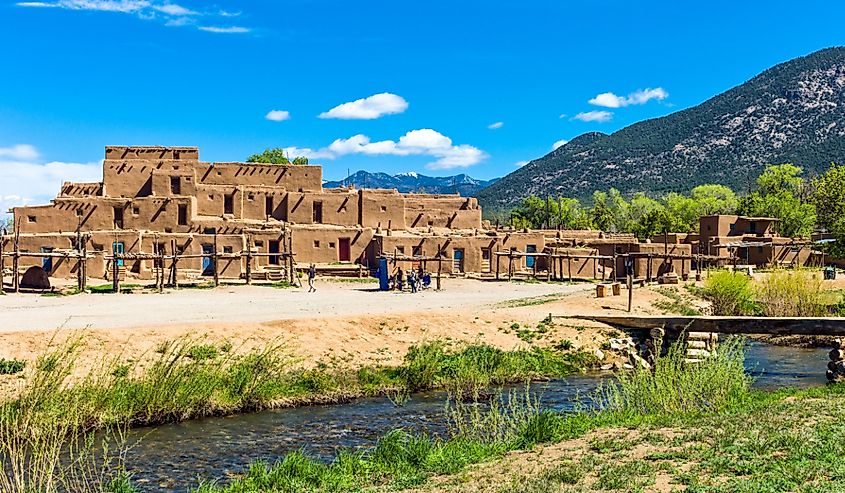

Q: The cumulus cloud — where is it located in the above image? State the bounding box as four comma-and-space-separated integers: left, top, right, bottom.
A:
285, 129, 487, 170
17, 0, 251, 33
487, 121, 503, 129
552, 139, 569, 150
588, 87, 668, 108
0, 145, 102, 218
264, 110, 290, 122
319, 93, 408, 120
572, 111, 613, 123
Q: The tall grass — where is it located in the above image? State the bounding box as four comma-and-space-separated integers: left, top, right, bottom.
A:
699, 270, 757, 315
755, 269, 827, 317
595, 337, 751, 415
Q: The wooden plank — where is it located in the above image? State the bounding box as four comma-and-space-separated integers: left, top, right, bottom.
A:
566, 315, 845, 336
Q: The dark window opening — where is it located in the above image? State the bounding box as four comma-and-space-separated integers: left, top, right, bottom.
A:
132, 206, 140, 215
265, 196, 274, 216
177, 204, 188, 226
224, 194, 234, 214
412, 246, 422, 257
76, 209, 84, 217
203, 227, 216, 235
396, 246, 405, 254
269, 240, 280, 265
749, 221, 757, 233
314, 240, 320, 248
170, 176, 181, 195
113, 207, 124, 229
313, 201, 323, 223
223, 246, 233, 254
28, 215, 36, 223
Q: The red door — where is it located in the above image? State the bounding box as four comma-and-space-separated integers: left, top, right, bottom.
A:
338, 238, 351, 262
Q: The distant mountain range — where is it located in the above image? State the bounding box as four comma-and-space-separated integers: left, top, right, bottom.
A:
324, 170, 499, 196
478, 47, 845, 210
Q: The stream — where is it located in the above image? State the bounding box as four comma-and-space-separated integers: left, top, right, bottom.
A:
126, 341, 830, 492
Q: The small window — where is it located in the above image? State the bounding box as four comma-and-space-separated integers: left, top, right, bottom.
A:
254, 240, 264, 247
265, 196, 274, 216
208, 194, 214, 200
224, 194, 234, 214
247, 193, 255, 201
314, 240, 320, 248
132, 206, 140, 215
165, 227, 173, 233
203, 227, 216, 234
312, 201, 323, 223
177, 204, 188, 226
113, 207, 124, 229
76, 209, 84, 217
381, 206, 387, 212
28, 215, 36, 223
412, 246, 422, 257
328, 242, 335, 248
396, 246, 405, 254
223, 246, 233, 254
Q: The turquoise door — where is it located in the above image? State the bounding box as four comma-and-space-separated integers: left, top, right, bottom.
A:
202, 244, 214, 275
112, 242, 125, 267
41, 247, 53, 273
526, 245, 537, 268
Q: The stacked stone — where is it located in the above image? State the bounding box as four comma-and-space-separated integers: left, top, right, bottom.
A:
827, 339, 845, 383
645, 327, 665, 363
684, 332, 718, 363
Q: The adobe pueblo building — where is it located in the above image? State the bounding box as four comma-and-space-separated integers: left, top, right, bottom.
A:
3, 146, 560, 283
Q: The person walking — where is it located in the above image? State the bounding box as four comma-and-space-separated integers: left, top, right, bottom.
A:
409, 269, 417, 293
308, 264, 317, 292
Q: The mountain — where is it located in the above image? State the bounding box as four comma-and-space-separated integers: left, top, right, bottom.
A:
478, 47, 845, 210
324, 170, 499, 196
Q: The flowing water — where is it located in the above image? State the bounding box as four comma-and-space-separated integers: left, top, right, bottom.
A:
126, 341, 829, 492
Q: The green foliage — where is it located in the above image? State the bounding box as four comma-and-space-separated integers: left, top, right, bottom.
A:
0, 358, 25, 375
187, 344, 220, 361
754, 269, 827, 317
509, 195, 591, 229
700, 270, 757, 315
596, 337, 751, 415
812, 163, 845, 256
736, 164, 816, 238
246, 148, 309, 165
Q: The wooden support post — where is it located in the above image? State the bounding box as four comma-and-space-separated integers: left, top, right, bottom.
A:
81, 234, 88, 291
0, 231, 5, 292
627, 273, 633, 313
567, 255, 572, 283
170, 239, 178, 288
647, 254, 653, 283
158, 246, 164, 293
245, 234, 252, 285
288, 232, 295, 285
436, 243, 442, 291
112, 253, 120, 294
75, 227, 83, 292
495, 253, 500, 280
212, 231, 219, 287
13, 218, 20, 293
507, 253, 513, 281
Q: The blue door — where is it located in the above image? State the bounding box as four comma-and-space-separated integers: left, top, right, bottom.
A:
526, 245, 537, 268
41, 247, 53, 273
453, 249, 464, 273
112, 242, 124, 267
202, 244, 214, 276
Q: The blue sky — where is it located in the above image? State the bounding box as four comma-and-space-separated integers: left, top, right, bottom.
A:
1, 0, 844, 213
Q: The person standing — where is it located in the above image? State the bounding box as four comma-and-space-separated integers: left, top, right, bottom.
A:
308, 264, 317, 292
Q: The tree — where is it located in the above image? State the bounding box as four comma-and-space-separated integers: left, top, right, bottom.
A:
509, 196, 547, 229
737, 164, 816, 238
246, 148, 309, 165
811, 163, 845, 255
690, 184, 738, 216
0, 216, 12, 233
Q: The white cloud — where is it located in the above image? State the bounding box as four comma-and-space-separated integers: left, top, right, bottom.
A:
552, 139, 569, 150
515, 160, 529, 167
286, 129, 487, 170
0, 144, 40, 161
319, 93, 408, 120
588, 87, 668, 108
572, 111, 613, 123
265, 110, 290, 122
17, 0, 251, 32
0, 146, 102, 217
487, 121, 503, 129
558, 113, 567, 119
198, 25, 250, 33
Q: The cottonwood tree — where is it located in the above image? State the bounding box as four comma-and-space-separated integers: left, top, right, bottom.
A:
246, 148, 309, 165
812, 163, 845, 255
737, 164, 816, 238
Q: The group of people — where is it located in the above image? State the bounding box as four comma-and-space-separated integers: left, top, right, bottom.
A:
391, 266, 431, 293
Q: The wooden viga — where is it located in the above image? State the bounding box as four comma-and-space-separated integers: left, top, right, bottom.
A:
645, 328, 718, 364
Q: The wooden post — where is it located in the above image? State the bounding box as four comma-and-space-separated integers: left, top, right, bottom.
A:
0, 230, 5, 292
112, 251, 120, 294
288, 231, 295, 285
170, 239, 177, 287
245, 234, 252, 285
81, 234, 88, 291
212, 231, 219, 287
495, 253, 500, 280
546, 255, 551, 282
158, 246, 165, 293
567, 255, 573, 283
75, 226, 83, 292
436, 242, 442, 291
627, 273, 633, 313
507, 253, 513, 281
647, 254, 653, 283
13, 218, 20, 293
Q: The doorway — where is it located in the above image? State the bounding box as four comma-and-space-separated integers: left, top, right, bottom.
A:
202, 244, 214, 276
269, 240, 281, 265
453, 248, 464, 273
526, 245, 537, 268
41, 247, 53, 274
338, 237, 351, 262
112, 242, 125, 267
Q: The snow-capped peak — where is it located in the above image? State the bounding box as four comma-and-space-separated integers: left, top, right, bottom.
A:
395, 171, 419, 179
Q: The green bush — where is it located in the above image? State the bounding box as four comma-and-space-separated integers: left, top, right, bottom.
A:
0, 358, 25, 375
755, 269, 826, 317
700, 270, 757, 315
187, 344, 219, 362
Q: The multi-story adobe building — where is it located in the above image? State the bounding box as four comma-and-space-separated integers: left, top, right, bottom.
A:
2, 146, 565, 282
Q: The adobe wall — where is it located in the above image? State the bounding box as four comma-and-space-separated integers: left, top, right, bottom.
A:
290, 225, 374, 265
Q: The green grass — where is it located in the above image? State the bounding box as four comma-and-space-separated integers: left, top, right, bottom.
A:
0, 358, 25, 375
652, 286, 703, 316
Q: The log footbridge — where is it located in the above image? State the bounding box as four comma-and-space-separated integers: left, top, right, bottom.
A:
562, 315, 845, 383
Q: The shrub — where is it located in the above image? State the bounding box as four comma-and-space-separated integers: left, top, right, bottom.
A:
595, 337, 751, 415
700, 270, 757, 315
0, 358, 25, 375
755, 269, 826, 317
187, 344, 219, 362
